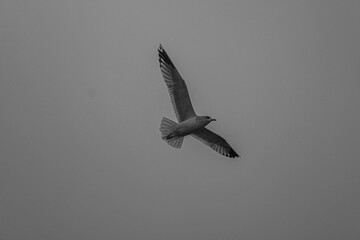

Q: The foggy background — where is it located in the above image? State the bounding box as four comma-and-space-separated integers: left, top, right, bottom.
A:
1, 0, 359, 239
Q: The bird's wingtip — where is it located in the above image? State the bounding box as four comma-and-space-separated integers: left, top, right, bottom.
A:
229, 149, 240, 158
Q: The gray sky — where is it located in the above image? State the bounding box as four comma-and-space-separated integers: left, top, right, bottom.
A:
1, 0, 360, 239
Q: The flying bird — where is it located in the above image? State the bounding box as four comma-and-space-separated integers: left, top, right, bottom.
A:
158, 44, 239, 158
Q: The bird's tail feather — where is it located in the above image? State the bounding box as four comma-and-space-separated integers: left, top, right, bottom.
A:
160, 117, 177, 136
160, 117, 184, 149
166, 136, 184, 149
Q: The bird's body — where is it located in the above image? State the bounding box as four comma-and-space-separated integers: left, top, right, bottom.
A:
158, 44, 240, 158
163, 116, 214, 139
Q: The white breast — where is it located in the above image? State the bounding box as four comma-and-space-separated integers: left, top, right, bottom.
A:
174, 117, 204, 136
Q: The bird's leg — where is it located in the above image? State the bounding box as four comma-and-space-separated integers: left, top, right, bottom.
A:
163, 133, 175, 140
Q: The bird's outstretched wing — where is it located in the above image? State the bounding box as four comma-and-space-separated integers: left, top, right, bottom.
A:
158, 44, 196, 122
191, 128, 239, 158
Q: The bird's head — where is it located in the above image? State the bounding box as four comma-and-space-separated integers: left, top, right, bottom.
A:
197, 116, 216, 126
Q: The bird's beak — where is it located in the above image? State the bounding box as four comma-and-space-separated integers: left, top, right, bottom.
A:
211, 118, 216, 121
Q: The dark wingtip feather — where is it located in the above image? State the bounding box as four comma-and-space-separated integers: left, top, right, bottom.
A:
229, 149, 240, 158
158, 44, 176, 68
223, 145, 240, 158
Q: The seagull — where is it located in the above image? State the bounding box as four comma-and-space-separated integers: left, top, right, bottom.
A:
158, 44, 239, 158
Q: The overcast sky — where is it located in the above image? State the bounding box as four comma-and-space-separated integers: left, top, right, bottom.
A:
1, 0, 360, 239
